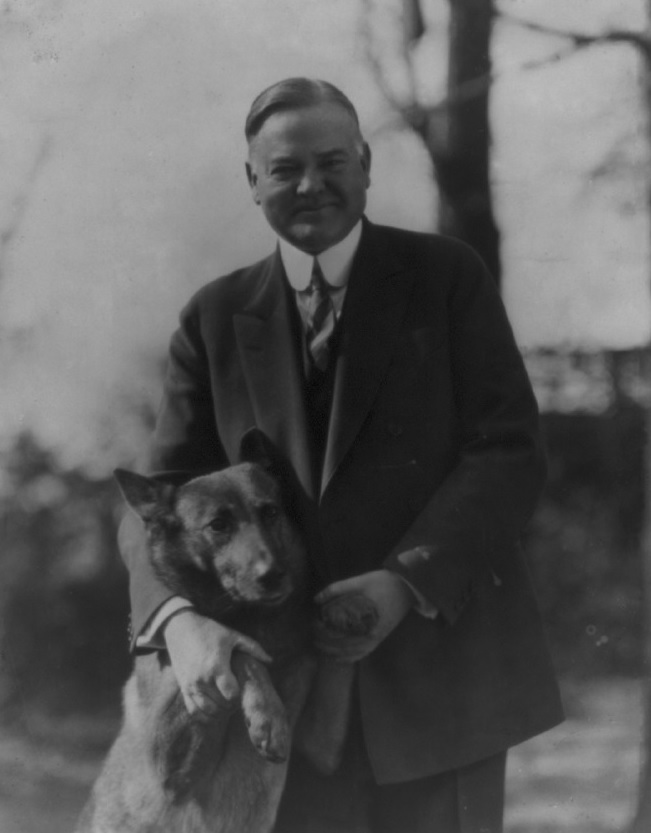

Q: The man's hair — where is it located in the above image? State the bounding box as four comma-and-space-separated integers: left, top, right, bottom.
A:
245, 78, 360, 143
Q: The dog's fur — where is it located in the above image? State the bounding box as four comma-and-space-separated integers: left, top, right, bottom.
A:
76, 438, 375, 833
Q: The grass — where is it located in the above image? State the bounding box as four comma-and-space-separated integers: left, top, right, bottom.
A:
0, 677, 643, 832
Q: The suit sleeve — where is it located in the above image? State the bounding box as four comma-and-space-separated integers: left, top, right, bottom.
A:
383, 243, 546, 625
119, 295, 229, 649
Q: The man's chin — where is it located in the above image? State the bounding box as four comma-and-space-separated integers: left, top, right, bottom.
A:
285, 221, 344, 254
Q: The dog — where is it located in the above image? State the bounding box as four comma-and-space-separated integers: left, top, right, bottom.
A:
76, 433, 376, 833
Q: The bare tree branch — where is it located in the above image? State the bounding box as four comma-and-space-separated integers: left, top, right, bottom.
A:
362, 0, 632, 135
0, 135, 53, 288
401, 0, 426, 47
500, 10, 651, 61
361, 0, 496, 137
362, 2, 647, 139
446, 71, 494, 107
518, 40, 604, 73
398, 12, 421, 116
360, 0, 424, 133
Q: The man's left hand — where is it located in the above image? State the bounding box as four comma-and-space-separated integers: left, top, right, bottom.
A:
313, 570, 414, 662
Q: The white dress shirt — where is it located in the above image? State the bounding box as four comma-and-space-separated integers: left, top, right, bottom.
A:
280, 219, 362, 299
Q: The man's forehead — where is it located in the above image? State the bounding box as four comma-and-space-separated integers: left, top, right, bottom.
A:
262, 138, 353, 161
250, 103, 361, 149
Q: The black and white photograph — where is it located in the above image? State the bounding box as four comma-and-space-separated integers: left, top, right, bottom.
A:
0, 1, 648, 831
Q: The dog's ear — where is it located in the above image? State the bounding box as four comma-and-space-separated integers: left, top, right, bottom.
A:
238, 428, 300, 517
238, 428, 276, 471
114, 469, 175, 523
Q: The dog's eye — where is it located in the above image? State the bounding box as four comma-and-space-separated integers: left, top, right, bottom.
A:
207, 511, 234, 535
259, 504, 280, 525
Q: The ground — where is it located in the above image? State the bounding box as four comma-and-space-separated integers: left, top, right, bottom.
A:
0, 678, 642, 833
505, 678, 642, 833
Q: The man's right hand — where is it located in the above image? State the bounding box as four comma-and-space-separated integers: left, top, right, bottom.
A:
163, 609, 271, 720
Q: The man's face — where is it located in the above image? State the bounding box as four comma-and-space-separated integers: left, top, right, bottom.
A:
245, 103, 371, 254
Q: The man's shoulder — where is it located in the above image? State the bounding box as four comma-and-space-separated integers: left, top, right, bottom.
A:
368, 222, 488, 275
182, 252, 276, 314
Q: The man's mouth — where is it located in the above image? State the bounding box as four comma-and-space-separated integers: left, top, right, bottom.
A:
294, 204, 336, 215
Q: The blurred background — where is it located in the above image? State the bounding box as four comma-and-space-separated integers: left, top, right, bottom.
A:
1, 1, 649, 831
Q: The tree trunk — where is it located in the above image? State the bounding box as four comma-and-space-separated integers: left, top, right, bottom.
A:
629, 380, 651, 832
628, 12, 651, 826
425, 0, 501, 284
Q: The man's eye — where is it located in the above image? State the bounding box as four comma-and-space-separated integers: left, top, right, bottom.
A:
322, 158, 345, 170
207, 513, 234, 534
271, 165, 298, 178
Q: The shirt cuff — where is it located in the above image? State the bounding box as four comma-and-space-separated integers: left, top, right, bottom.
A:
393, 574, 438, 620
135, 597, 195, 650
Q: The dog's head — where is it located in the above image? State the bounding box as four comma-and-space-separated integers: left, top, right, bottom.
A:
115, 460, 305, 618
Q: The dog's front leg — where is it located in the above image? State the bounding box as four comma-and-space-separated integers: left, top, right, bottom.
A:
154, 688, 236, 801
232, 652, 290, 763
137, 655, 235, 802
294, 592, 379, 774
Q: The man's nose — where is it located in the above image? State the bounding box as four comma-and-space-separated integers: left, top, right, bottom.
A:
296, 167, 325, 195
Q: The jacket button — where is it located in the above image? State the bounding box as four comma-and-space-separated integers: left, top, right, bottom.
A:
387, 422, 403, 437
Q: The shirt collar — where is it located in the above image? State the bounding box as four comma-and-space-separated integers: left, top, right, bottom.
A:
279, 220, 363, 292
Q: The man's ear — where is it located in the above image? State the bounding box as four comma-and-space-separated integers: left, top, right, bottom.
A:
245, 161, 261, 205
114, 469, 175, 524
361, 142, 372, 187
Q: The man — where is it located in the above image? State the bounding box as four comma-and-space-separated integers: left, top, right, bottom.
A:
121, 78, 563, 832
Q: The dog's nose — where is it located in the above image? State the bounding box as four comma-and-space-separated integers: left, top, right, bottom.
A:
258, 566, 287, 592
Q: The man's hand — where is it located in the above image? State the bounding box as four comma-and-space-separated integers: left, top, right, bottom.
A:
313, 570, 414, 663
163, 610, 271, 720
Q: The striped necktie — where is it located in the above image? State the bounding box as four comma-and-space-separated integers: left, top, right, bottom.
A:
303, 258, 336, 372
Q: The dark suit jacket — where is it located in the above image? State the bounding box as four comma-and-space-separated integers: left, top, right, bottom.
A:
121, 219, 563, 784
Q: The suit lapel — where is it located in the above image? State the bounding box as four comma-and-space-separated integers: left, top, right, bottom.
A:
321, 222, 416, 497
234, 251, 314, 499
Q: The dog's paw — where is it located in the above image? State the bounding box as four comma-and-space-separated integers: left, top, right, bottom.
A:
318, 592, 379, 637
244, 701, 290, 763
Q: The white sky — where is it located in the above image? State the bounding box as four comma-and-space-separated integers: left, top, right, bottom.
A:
0, 0, 649, 473
495, 0, 650, 348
